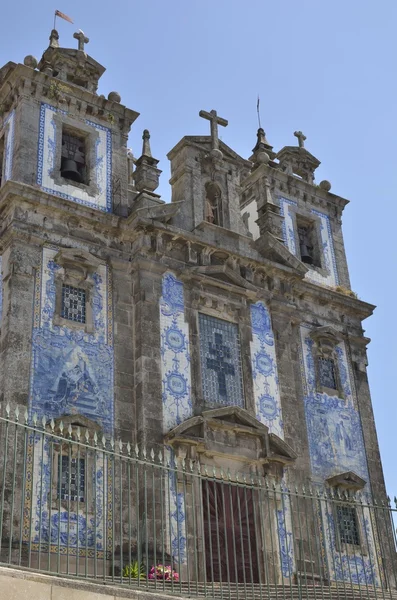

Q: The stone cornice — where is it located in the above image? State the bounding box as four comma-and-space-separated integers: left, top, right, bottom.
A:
241, 162, 349, 212
0, 63, 139, 130
0, 181, 375, 320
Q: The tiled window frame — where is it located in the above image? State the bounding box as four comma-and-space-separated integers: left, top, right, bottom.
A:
289, 205, 329, 276
197, 309, 245, 411
309, 329, 344, 399
50, 112, 100, 198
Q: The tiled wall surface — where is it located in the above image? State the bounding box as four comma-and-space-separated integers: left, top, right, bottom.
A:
160, 273, 193, 433
250, 301, 284, 438
299, 323, 378, 583
26, 246, 114, 552
29, 246, 114, 433
37, 104, 112, 212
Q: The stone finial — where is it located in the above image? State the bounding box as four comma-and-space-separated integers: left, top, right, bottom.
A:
142, 129, 152, 158
251, 128, 271, 166
24, 55, 38, 69
73, 30, 89, 52
319, 180, 332, 192
49, 29, 60, 48
133, 130, 162, 193
294, 130, 307, 148
108, 91, 121, 103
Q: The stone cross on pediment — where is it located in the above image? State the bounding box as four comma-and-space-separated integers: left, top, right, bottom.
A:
74, 30, 89, 52
199, 109, 228, 151
294, 130, 307, 149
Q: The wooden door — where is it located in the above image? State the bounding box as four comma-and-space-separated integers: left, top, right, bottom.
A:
202, 480, 260, 583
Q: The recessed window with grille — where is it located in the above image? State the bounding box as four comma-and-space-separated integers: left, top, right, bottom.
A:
318, 357, 337, 390
61, 284, 86, 324
336, 505, 360, 545
58, 456, 85, 502
199, 314, 244, 408
61, 130, 86, 184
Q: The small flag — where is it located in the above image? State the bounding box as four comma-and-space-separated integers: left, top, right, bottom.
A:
55, 10, 74, 24
257, 96, 260, 112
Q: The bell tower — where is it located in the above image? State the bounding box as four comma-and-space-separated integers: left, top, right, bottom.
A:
168, 108, 252, 235
0, 27, 139, 214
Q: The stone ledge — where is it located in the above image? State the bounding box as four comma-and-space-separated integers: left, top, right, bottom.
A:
0, 566, 186, 600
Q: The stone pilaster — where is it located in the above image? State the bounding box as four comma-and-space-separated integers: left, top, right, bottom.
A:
0, 238, 41, 409
132, 266, 164, 448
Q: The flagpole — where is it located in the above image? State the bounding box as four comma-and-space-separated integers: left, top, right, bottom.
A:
53, 11, 57, 30
257, 96, 262, 129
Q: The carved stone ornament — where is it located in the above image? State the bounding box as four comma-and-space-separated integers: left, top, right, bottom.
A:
164, 406, 297, 481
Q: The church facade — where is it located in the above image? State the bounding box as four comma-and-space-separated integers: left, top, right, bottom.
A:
0, 28, 393, 589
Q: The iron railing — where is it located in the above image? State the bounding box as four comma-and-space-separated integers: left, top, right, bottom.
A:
0, 405, 396, 600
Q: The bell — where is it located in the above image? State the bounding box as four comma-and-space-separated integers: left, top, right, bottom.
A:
300, 243, 314, 265
61, 158, 83, 183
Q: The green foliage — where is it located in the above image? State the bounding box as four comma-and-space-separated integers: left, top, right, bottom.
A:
122, 560, 146, 579
335, 285, 358, 299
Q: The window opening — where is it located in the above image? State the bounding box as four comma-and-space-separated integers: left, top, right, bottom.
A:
199, 314, 244, 407
297, 221, 321, 267
318, 357, 337, 390
61, 131, 86, 184
336, 505, 360, 545
58, 455, 85, 502
61, 284, 86, 324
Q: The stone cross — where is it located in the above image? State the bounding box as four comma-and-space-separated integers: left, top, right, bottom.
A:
74, 30, 89, 52
294, 130, 307, 149
199, 109, 228, 150
206, 332, 235, 398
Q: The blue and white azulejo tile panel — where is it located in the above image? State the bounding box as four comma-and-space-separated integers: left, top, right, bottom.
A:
250, 302, 284, 438
29, 246, 114, 433
3, 110, 15, 182
160, 272, 192, 432
279, 197, 339, 287
299, 324, 379, 584
37, 103, 112, 212
299, 324, 368, 483
199, 313, 244, 408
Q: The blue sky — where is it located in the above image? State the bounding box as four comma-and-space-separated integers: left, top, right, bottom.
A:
2, 1, 396, 496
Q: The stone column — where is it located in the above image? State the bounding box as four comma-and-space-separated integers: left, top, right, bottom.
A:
349, 336, 397, 586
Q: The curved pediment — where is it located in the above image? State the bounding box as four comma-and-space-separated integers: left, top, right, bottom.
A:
165, 406, 296, 470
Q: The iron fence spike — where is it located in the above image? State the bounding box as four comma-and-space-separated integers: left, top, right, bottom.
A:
5, 402, 10, 416
50, 418, 55, 431
24, 409, 28, 424
93, 431, 98, 446
150, 448, 155, 461
76, 426, 81, 440
119, 439, 123, 452
15, 405, 20, 421
135, 444, 139, 457
59, 420, 64, 433
33, 413, 38, 425
126, 441, 131, 455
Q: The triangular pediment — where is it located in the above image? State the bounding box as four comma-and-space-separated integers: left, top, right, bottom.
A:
185, 265, 257, 291
326, 471, 366, 491
165, 407, 297, 466
254, 232, 308, 275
